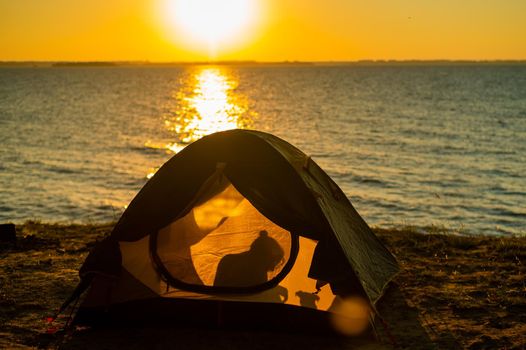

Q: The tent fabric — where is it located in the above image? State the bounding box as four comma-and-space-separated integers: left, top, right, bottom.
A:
257, 132, 399, 303
112, 130, 326, 242
115, 232, 336, 310
70, 129, 399, 326
74, 298, 340, 334
150, 177, 299, 294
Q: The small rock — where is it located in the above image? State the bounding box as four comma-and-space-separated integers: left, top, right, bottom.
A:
0, 223, 16, 242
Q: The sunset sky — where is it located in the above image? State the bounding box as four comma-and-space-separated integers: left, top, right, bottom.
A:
1, 0, 525, 62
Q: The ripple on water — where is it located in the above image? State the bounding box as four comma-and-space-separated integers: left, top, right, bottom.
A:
0, 65, 525, 236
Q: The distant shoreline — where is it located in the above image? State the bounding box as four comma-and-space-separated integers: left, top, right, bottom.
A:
1, 60, 526, 68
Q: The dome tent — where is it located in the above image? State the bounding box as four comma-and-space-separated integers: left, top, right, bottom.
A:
62, 129, 399, 333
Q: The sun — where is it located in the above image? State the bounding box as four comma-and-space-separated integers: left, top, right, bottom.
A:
161, 0, 261, 58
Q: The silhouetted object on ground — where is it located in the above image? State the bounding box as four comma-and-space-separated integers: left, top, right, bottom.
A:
0, 223, 16, 242
296, 291, 320, 309
214, 231, 284, 287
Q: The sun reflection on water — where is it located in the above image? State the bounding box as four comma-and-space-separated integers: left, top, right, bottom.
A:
166, 67, 254, 146
146, 67, 255, 179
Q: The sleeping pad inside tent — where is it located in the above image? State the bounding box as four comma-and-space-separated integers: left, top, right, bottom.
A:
62, 129, 399, 334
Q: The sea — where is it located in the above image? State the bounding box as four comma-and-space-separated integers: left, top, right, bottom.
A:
1, 64, 525, 236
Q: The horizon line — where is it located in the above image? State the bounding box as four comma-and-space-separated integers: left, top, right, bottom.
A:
1, 59, 526, 66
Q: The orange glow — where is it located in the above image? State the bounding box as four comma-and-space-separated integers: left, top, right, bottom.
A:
330, 296, 371, 336
1, 1, 525, 61
159, 0, 263, 58
144, 67, 254, 179
164, 67, 254, 148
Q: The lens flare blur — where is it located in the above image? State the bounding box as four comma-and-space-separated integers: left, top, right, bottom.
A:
330, 296, 371, 336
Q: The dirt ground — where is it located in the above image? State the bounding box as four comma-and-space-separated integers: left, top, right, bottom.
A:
1, 222, 524, 349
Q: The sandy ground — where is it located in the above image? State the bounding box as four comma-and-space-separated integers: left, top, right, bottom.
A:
0, 222, 524, 349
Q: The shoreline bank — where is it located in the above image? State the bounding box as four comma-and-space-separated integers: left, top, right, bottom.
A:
1, 222, 524, 349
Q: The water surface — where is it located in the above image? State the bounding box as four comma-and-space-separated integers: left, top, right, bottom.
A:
1, 64, 525, 235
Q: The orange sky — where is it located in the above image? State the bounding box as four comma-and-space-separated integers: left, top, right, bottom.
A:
1, 0, 525, 61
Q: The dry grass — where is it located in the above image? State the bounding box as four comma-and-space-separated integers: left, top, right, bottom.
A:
374, 227, 526, 349
1, 223, 525, 349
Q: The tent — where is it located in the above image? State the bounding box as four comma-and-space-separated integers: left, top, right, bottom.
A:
63, 129, 399, 333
